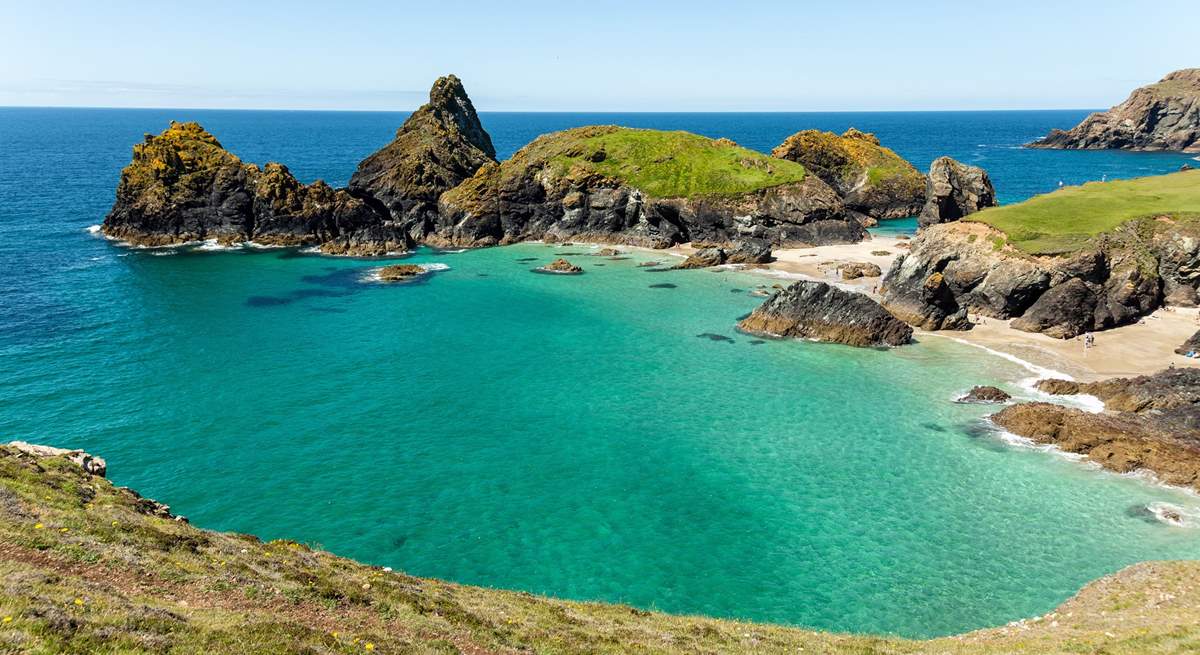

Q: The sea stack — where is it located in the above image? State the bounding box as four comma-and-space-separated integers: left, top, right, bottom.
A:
1028, 69, 1200, 153
348, 75, 498, 241
918, 157, 997, 228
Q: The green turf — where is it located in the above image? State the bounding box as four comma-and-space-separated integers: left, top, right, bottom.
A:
967, 170, 1200, 254
533, 126, 807, 198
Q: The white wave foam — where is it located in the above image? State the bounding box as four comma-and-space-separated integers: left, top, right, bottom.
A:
85, 224, 102, 234
148, 250, 178, 257
196, 239, 243, 251
938, 336, 1106, 411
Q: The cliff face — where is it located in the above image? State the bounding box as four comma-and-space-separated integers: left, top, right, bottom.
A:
881, 218, 1200, 336
102, 122, 407, 255
1029, 69, 1200, 153
738, 280, 912, 347
347, 75, 497, 241
437, 126, 865, 248
772, 128, 926, 221
919, 157, 997, 228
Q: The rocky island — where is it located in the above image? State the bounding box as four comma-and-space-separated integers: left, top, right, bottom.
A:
1029, 69, 1200, 152
104, 76, 884, 255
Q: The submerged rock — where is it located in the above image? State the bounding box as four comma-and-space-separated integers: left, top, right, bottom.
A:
957, 386, 1012, 403
537, 258, 583, 274
918, 157, 997, 228
1028, 69, 1200, 153
738, 281, 912, 347
772, 128, 925, 220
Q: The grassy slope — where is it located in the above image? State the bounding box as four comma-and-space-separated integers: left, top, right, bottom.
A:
3, 448, 1200, 654
518, 126, 807, 199
773, 129, 923, 193
967, 169, 1200, 254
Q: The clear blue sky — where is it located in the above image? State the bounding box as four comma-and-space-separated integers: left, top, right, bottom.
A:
0, 0, 1194, 111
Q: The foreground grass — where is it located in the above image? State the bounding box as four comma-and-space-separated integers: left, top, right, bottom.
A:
2, 446, 1200, 654
967, 169, 1200, 254
517, 126, 807, 199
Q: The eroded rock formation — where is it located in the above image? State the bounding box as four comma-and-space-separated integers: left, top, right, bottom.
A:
738, 281, 912, 347
1029, 69, 1200, 153
918, 157, 997, 228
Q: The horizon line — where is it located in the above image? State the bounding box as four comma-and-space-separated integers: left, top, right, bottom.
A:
0, 104, 1103, 114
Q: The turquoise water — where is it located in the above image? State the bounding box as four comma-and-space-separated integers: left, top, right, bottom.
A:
2, 108, 1199, 638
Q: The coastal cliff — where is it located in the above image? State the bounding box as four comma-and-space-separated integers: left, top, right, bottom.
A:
101, 122, 407, 255
919, 157, 997, 228
882, 171, 1200, 336
437, 126, 865, 248
5, 443, 1200, 654
1029, 69, 1200, 153
771, 128, 926, 222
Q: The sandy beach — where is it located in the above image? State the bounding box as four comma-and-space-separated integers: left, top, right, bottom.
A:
627, 235, 1200, 382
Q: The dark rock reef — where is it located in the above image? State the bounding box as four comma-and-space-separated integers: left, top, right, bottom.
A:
377, 264, 426, 281
101, 122, 407, 255
881, 217, 1200, 337
772, 128, 926, 221
537, 258, 583, 274
1029, 69, 1200, 153
738, 281, 912, 347
994, 369, 1200, 490
438, 126, 865, 249
957, 386, 1011, 404
348, 74, 498, 242
918, 157, 997, 228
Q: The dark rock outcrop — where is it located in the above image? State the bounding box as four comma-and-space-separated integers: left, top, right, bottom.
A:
882, 218, 1200, 337
1028, 69, 1200, 153
1034, 368, 1200, 432
538, 258, 583, 274
918, 157, 997, 228
992, 399, 1200, 491
348, 75, 497, 241
438, 126, 865, 249
101, 122, 407, 255
738, 281, 912, 347
772, 128, 925, 220
958, 386, 1012, 403
674, 240, 774, 269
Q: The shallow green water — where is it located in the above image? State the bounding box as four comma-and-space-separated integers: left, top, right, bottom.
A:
3, 240, 1198, 637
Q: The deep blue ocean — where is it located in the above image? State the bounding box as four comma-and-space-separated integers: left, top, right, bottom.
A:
1, 107, 1198, 638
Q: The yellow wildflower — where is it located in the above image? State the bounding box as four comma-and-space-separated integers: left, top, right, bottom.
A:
2, 616, 12, 623
331, 630, 339, 638
60, 527, 69, 533
34, 523, 44, 530
365, 643, 375, 651
73, 598, 83, 606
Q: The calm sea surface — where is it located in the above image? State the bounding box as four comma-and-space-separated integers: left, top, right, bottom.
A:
1, 108, 1197, 637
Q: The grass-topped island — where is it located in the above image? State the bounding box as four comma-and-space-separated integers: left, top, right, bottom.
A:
434, 125, 867, 248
